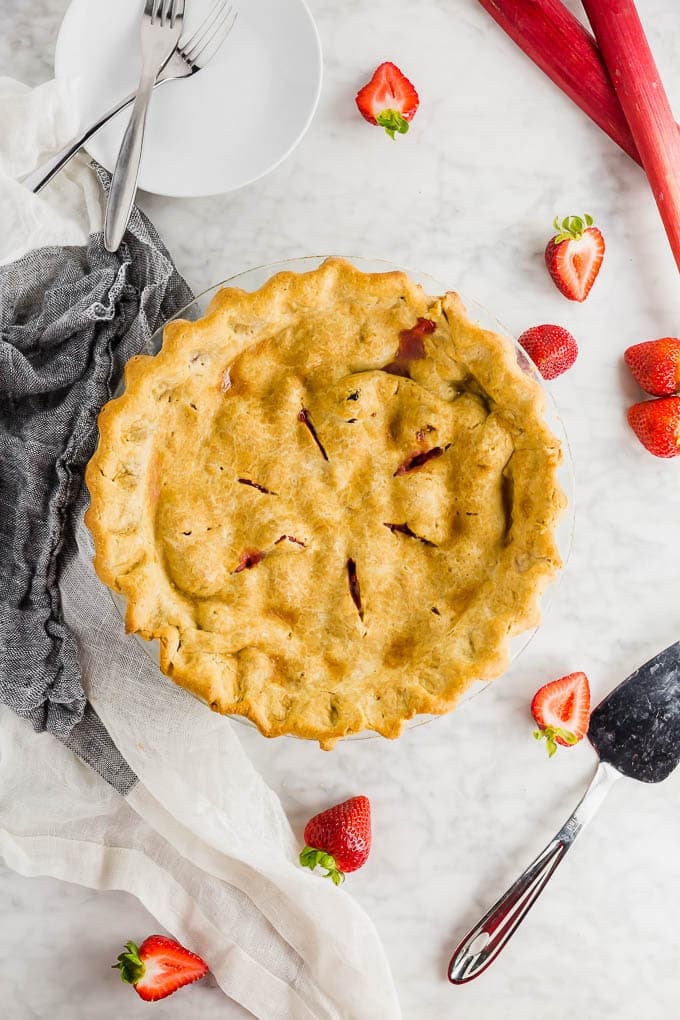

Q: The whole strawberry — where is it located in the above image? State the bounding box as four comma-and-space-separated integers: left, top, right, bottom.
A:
113, 935, 208, 1002
299, 795, 371, 884
627, 396, 680, 458
355, 62, 419, 140
518, 324, 578, 380
624, 338, 680, 396
545, 214, 605, 302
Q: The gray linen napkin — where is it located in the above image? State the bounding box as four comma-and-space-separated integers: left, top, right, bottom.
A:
0, 169, 193, 793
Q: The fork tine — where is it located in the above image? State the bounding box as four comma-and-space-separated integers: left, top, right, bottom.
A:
144, 0, 160, 22
185, 4, 237, 66
169, 0, 185, 28
178, 0, 229, 59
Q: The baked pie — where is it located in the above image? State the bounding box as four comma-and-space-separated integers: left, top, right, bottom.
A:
85, 258, 565, 748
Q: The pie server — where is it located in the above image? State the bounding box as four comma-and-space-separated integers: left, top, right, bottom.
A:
448, 639, 680, 983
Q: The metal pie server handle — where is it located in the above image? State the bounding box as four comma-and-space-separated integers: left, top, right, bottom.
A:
448, 759, 620, 983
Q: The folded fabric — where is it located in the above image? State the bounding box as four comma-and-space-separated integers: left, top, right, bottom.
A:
0, 166, 192, 771
0, 76, 400, 1019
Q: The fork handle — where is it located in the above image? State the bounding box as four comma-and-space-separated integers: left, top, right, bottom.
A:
103, 67, 157, 251
447, 760, 620, 983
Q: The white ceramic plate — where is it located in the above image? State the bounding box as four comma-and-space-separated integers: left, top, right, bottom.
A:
55, 0, 323, 197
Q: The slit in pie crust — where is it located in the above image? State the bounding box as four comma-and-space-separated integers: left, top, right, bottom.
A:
85, 258, 565, 749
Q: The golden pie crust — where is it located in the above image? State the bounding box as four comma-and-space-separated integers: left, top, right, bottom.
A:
85, 258, 565, 748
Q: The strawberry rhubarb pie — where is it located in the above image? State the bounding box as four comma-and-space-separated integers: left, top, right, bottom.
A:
85, 258, 565, 748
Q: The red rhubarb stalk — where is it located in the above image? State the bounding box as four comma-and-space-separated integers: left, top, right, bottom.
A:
477, 0, 640, 162
582, 0, 680, 272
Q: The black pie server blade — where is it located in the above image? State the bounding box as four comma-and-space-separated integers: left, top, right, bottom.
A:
588, 639, 680, 782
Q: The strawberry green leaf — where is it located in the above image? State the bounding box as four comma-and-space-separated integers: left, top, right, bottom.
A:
533, 725, 579, 758
553, 213, 594, 243
533, 728, 558, 757
112, 941, 145, 985
553, 727, 579, 746
375, 109, 410, 140
299, 846, 323, 869
299, 846, 345, 885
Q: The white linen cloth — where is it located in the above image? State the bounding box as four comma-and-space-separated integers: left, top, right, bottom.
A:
0, 77, 401, 1020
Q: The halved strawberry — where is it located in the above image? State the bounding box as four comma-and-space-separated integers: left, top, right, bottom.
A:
627, 396, 680, 458
531, 672, 591, 757
545, 215, 605, 302
624, 338, 680, 396
113, 935, 208, 1002
355, 62, 419, 139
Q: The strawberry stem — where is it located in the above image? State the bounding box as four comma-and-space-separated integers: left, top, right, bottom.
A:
375, 109, 410, 140
112, 941, 145, 985
552, 213, 593, 243
299, 846, 345, 885
533, 725, 578, 758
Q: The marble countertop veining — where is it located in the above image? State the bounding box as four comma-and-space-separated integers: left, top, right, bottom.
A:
3, 1, 680, 1017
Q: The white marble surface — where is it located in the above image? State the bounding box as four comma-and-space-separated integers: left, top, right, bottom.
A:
3, 0, 680, 1017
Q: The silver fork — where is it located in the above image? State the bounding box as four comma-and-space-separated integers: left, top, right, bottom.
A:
104, 0, 185, 251
21, 1, 238, 196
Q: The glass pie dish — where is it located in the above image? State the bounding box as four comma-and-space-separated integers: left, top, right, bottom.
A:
106, 256, 575, 740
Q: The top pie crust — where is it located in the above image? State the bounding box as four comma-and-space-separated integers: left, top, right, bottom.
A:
85, 258, 565, 749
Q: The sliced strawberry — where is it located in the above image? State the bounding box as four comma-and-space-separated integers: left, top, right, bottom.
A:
234, 548, 264, 572
627, 396, 680, 458
518, 324, 578, 380
384, 317, 436, 375
300, 795, 371, 884
355, 62, 419, 139
624, 338, 680, 396
397, 317, 436, 359
113, 935, 208, 1002
545, 214, 605, 302
394, 446, 444, 476
531, 671, 591, 758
